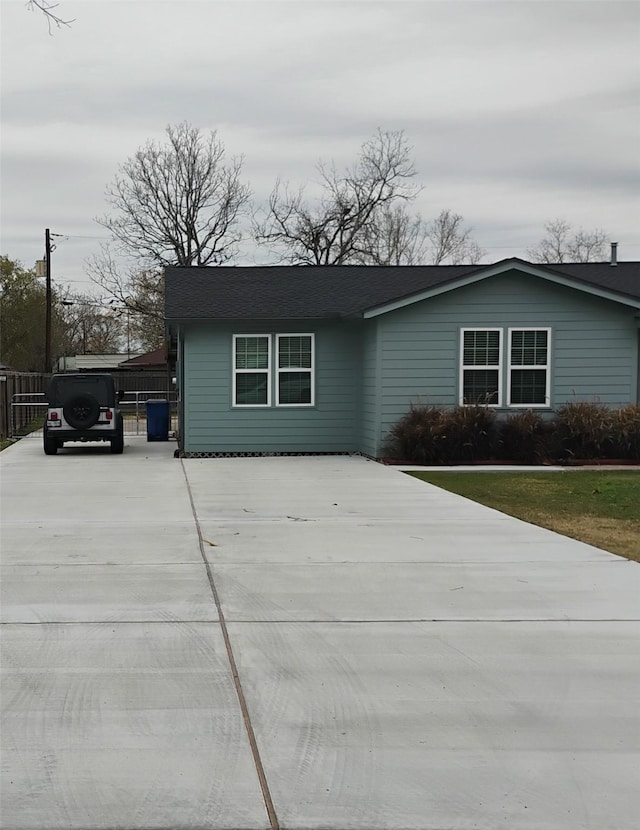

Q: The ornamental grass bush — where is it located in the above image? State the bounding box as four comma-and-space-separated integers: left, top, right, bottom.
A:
383, 403, 448, 464
610, 404, 640, 459
384, 403, 498, 464
499, 410, 552, 464
438, 404, 498, 463
551, 401, 615, 460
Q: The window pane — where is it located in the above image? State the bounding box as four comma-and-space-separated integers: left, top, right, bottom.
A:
52, 375, 112, 406
279, 372, 311, 404
510, 369, 547, 404
236, 373, 267, 405
279, 336, 311, 368
463, 370, 499, 404
511, 330, 547, 366
236, 337, 269, 370
463, 330, 500, 365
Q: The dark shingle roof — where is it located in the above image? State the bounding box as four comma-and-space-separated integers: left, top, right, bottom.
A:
164, 259, 640, 321
542, 261, 640, 298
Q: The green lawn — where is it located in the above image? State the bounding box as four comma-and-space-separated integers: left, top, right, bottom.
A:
408, 470, 640, 561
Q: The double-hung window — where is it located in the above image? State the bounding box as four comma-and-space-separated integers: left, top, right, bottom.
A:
460, 328, 502, 406
233, 335, 271, 406
460, 327, 551, 407
277, 334, 314, 406
508, 328, 550, 406
233, 333, 314, 407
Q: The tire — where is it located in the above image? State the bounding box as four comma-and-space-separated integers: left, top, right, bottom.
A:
63, 394, 100, 429
110, 419, 124, 454
43, 431, 58, 455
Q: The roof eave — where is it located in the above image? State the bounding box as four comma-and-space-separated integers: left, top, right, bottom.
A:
363, 260, 640, 317
164, 313, 346, 323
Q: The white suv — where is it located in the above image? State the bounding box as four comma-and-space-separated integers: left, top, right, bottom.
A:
44, 373, 124, 455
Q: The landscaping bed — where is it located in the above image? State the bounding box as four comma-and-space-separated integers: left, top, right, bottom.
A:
385, 401, 640, 466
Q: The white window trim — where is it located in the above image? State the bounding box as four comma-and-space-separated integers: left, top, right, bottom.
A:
507, 327, 551, 408
232, 334, 272, 407
459, 327, 503, 407
276, 333, 315, 407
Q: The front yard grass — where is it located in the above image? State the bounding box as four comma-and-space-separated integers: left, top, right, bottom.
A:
408, 470, 640, 562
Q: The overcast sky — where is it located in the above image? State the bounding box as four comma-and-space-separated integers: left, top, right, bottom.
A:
1, 0, 639, 295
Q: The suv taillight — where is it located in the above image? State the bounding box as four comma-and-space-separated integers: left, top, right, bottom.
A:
106, 410, 113, 421
50, 411, 59, 421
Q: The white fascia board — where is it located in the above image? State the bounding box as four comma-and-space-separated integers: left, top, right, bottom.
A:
362, 261, 640, 318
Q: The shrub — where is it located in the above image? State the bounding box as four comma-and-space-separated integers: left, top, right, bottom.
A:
552, 401, 615, 460
611, 404, 640, 459
383, 403, 447, 463
439, 405, 498, 463
386, 399, 639, 465
499, 410, 552, 464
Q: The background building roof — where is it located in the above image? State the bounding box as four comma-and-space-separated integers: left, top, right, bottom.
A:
118, 348, 166, 368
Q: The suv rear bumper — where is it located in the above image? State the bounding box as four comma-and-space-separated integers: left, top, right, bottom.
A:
48, 428, 118, 442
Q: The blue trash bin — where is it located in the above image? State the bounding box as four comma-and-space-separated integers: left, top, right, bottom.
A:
146, 399, 170, 441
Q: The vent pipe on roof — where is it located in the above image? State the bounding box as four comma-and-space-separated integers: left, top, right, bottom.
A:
610, 241, 618, 266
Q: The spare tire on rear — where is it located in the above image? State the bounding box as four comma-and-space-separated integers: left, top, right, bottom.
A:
63, 394, 100, 429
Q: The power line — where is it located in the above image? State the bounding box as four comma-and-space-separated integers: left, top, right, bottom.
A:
49, 233, 111, 241
46, 231, 640, 248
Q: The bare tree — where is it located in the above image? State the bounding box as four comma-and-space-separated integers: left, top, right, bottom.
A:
355, 206, 484, 266
94, 123, 249, 339
121, 270, 164, 351
98, 122, 251, 268
527, 219, 609, 263
58, 295, 124, 355
89, 246, 164, 351
425, 209, 485, 265
354, 204, 428, 265
255, 130, 420, 265
27, 1, 74, 33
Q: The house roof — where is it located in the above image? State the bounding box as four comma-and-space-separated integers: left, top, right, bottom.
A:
73, 354, 145, 370
164, 259, 640, 321
118, 348, 166, 368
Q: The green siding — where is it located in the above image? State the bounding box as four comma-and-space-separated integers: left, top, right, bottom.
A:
178, 270, 638, 456
359, 320, 380, 457
182, 321, 360, 453
372, 270, 639, 456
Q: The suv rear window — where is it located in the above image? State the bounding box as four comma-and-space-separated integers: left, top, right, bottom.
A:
49, 375, 114, 406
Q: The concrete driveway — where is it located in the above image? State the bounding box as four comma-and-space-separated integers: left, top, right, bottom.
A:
1, 437, 638, 830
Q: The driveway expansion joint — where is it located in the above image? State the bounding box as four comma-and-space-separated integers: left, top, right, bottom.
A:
180, 459, 280, 830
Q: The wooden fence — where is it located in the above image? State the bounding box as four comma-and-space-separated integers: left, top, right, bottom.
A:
105, 372, 172, 394
1, 371, 173, 439
0, 372, 49, 439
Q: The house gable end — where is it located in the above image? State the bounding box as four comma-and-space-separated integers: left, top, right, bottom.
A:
363, 260, 640, 318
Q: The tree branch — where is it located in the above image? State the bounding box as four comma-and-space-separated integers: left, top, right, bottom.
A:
27, 1, 74, 34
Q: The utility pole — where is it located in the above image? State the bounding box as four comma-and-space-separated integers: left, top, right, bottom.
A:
45, 228, 52, 373
126, 308, 131, 360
